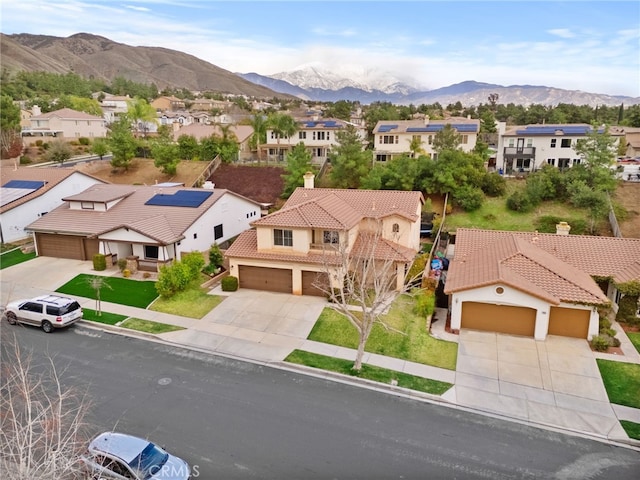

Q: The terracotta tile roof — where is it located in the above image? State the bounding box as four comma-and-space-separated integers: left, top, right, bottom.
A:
26, 184, 257, 245
286, 188, 422, 222
1, 167, 106, 213
30, 108, 103, 121
225, 229, 341, 266
351, 232, 417, 263
445, 228, 639, 305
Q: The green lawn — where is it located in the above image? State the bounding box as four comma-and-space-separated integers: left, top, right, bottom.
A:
620, 420, 640, 440
309, 295, 458, 370
149, 287, 225, 318
285, 350, 453, 395
82, 308, 129, 325
120, 318, 185, 334
443, 179, 602, 234
596, 359, 640, 409
0, 248, 36, 269
56, 274, 158, 308
627, 332, 640, 354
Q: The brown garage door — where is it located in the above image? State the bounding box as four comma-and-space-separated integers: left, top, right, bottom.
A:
461, 302, 536, 337
548, 307, 590, 338
36, 233, 83, 260
301, 271, 329, 297
239, 265, 292, 293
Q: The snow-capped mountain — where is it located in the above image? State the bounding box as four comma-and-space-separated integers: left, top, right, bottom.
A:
237, 69, 640, 107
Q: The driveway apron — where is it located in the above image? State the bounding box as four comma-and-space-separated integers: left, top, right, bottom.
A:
448, 330, 624, 437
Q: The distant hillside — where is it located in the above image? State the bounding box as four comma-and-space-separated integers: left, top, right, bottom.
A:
0, 32, 291, 98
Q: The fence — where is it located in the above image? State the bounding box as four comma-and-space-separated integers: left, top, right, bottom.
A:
191, 156, 221, 187
422, 193, 449, 285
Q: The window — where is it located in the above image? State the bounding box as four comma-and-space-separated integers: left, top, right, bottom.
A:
412, 134, 421, 143
214, 224, 223, 240
22, 302, 43, 313
550, 139, 557, 148
144, 245, 159, 259
323, 230, 339, 244
561, 138, 571, 148
392, 223, 399, 233
299, 131, 307, 140
193, 233, 198, 239
547, 158, 556, 166
381, 135, 397, 144
516, 159, 531, 169
526, 139, 533, 147
81, 202, 94, 210
461, 135, 468, 144
274, 229, 293, 247
495, 287, 505, 295
428, 135, 433, 145
376, 154, 388, 162
508, 139, 515, 147
572, 158, 582, 165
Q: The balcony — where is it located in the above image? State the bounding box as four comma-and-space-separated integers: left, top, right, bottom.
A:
503, 146, 536, 159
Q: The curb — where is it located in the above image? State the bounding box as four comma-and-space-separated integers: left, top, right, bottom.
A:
75, 322, 640, 452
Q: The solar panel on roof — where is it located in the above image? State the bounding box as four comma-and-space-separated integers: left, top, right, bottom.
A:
323, 120, 337, 127
378, 124, 398, 133
3, 180, 46, 189
145, 190, 213, 207
451, 124, 478, 132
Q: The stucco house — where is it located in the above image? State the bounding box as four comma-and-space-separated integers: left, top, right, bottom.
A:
263, 117, 367, 164
225, 174, 423, 296
25, 183, 262, 268
172, 124, 254, 162
372, 117, 481, 162
444, 227, 640, 340
496, 123, 624, 174
1, 167, 106, 244
21, 108, 107, 145
151, 96, 185, 112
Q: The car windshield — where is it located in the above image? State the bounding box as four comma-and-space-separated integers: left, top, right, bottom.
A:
129, 443, 169, 479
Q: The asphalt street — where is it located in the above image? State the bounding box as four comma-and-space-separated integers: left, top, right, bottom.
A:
3, 324, 639, 480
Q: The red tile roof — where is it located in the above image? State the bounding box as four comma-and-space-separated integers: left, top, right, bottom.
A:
445, 228, 640, 305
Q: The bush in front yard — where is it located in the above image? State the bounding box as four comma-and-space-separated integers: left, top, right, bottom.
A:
590, 335, 610, 352
156, 262, 192, 297
413, 290, 435, 318
221, 276, 238, 292
92, 253, 107, 271
181, 251, 205, 279
616, 294, 640, 325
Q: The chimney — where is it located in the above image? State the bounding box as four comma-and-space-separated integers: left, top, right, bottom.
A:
303, 171, 315, 189
556, 221, 571, 235
32, 105, 41, 116
424, 115, 429, 127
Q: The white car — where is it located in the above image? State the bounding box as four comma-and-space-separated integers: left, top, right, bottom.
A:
3, 294, 82, 333
81, 432, 191, 480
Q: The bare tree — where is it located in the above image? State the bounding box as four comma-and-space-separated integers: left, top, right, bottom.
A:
0, 335, 94, 479
316, 222, 420, 371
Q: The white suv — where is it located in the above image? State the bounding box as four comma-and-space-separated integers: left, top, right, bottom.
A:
4, 294, 83, 333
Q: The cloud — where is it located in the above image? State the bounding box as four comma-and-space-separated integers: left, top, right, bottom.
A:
547, 28, 576, 39
125, 5, 151, 12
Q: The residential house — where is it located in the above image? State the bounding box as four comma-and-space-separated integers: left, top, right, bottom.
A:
20, 108, 32, 130
99, 94, 131, 124
151, 96, 185, 112
444, 226, 640, 340
190, 98, 232, 112
225, 174, 423, 296
172, 124, 254, 162
159, 110, 194, 128
372, 117, 481, 162
21, 108, 107, 145
618, 126, 640, 159
25, 184, 263, 268
496, 123, 624, 174
1, 167, 106, 244
263, 117, 366, 164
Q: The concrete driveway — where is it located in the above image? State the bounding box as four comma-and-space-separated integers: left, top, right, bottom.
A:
445, 329, 624, 437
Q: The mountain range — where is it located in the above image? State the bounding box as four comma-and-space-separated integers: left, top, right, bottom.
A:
2, 32, 638, 108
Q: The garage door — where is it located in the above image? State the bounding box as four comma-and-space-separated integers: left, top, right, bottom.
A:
36, 233, 82, 260
548, 307, 590, 338
238, 266, 292, 293
301, 271, 329, 297
461, 302, 536, 337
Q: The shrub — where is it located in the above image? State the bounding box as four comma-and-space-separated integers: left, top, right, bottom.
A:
123, 269, 131, 278
590, 335, 610, 352
181, 251, 205, 280
406, 254, 428, 284
208, 243, 224, 269
610, 336, 621, 348
117, 258, 128, 272
506, 190, 534, 212
414, 291, 436, 317
221, 276, 238, 292
481, 172, 507, 197
454, 185, 484, 212
35, 140, 43, 147
78, 137, 90, 145
599, 316, 612, 331
155, 262, 192, 297
20, 155, 32, 165
616, 295, 640, 325
143, 272, 151, 279
92, 253, 107, 271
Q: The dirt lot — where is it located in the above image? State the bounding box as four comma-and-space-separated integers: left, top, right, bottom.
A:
209, 164, 286, 206
612, 182, 640, 238
72, 158, 207, 186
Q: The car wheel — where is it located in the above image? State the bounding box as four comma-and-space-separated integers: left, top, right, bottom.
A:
42, 320, 53, 333
6, 312, 17, 325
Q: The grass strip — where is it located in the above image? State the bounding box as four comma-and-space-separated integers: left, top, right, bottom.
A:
285, 349, 452, 396
597, 359, 640, 409
620, 420, 640, 440
150, 288, 225, 319
82, 308, 128, 325
0, 249, 36, 269
627, 332, 640, 354
120, 318, 185, 334
56, 274, 158, 308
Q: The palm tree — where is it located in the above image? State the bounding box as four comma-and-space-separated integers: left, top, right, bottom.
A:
125, 97, 158, 138
267, 112, 298, 162
249, 114, 267, 163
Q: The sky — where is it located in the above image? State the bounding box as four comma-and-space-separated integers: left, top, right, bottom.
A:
1, 0, 639, 97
